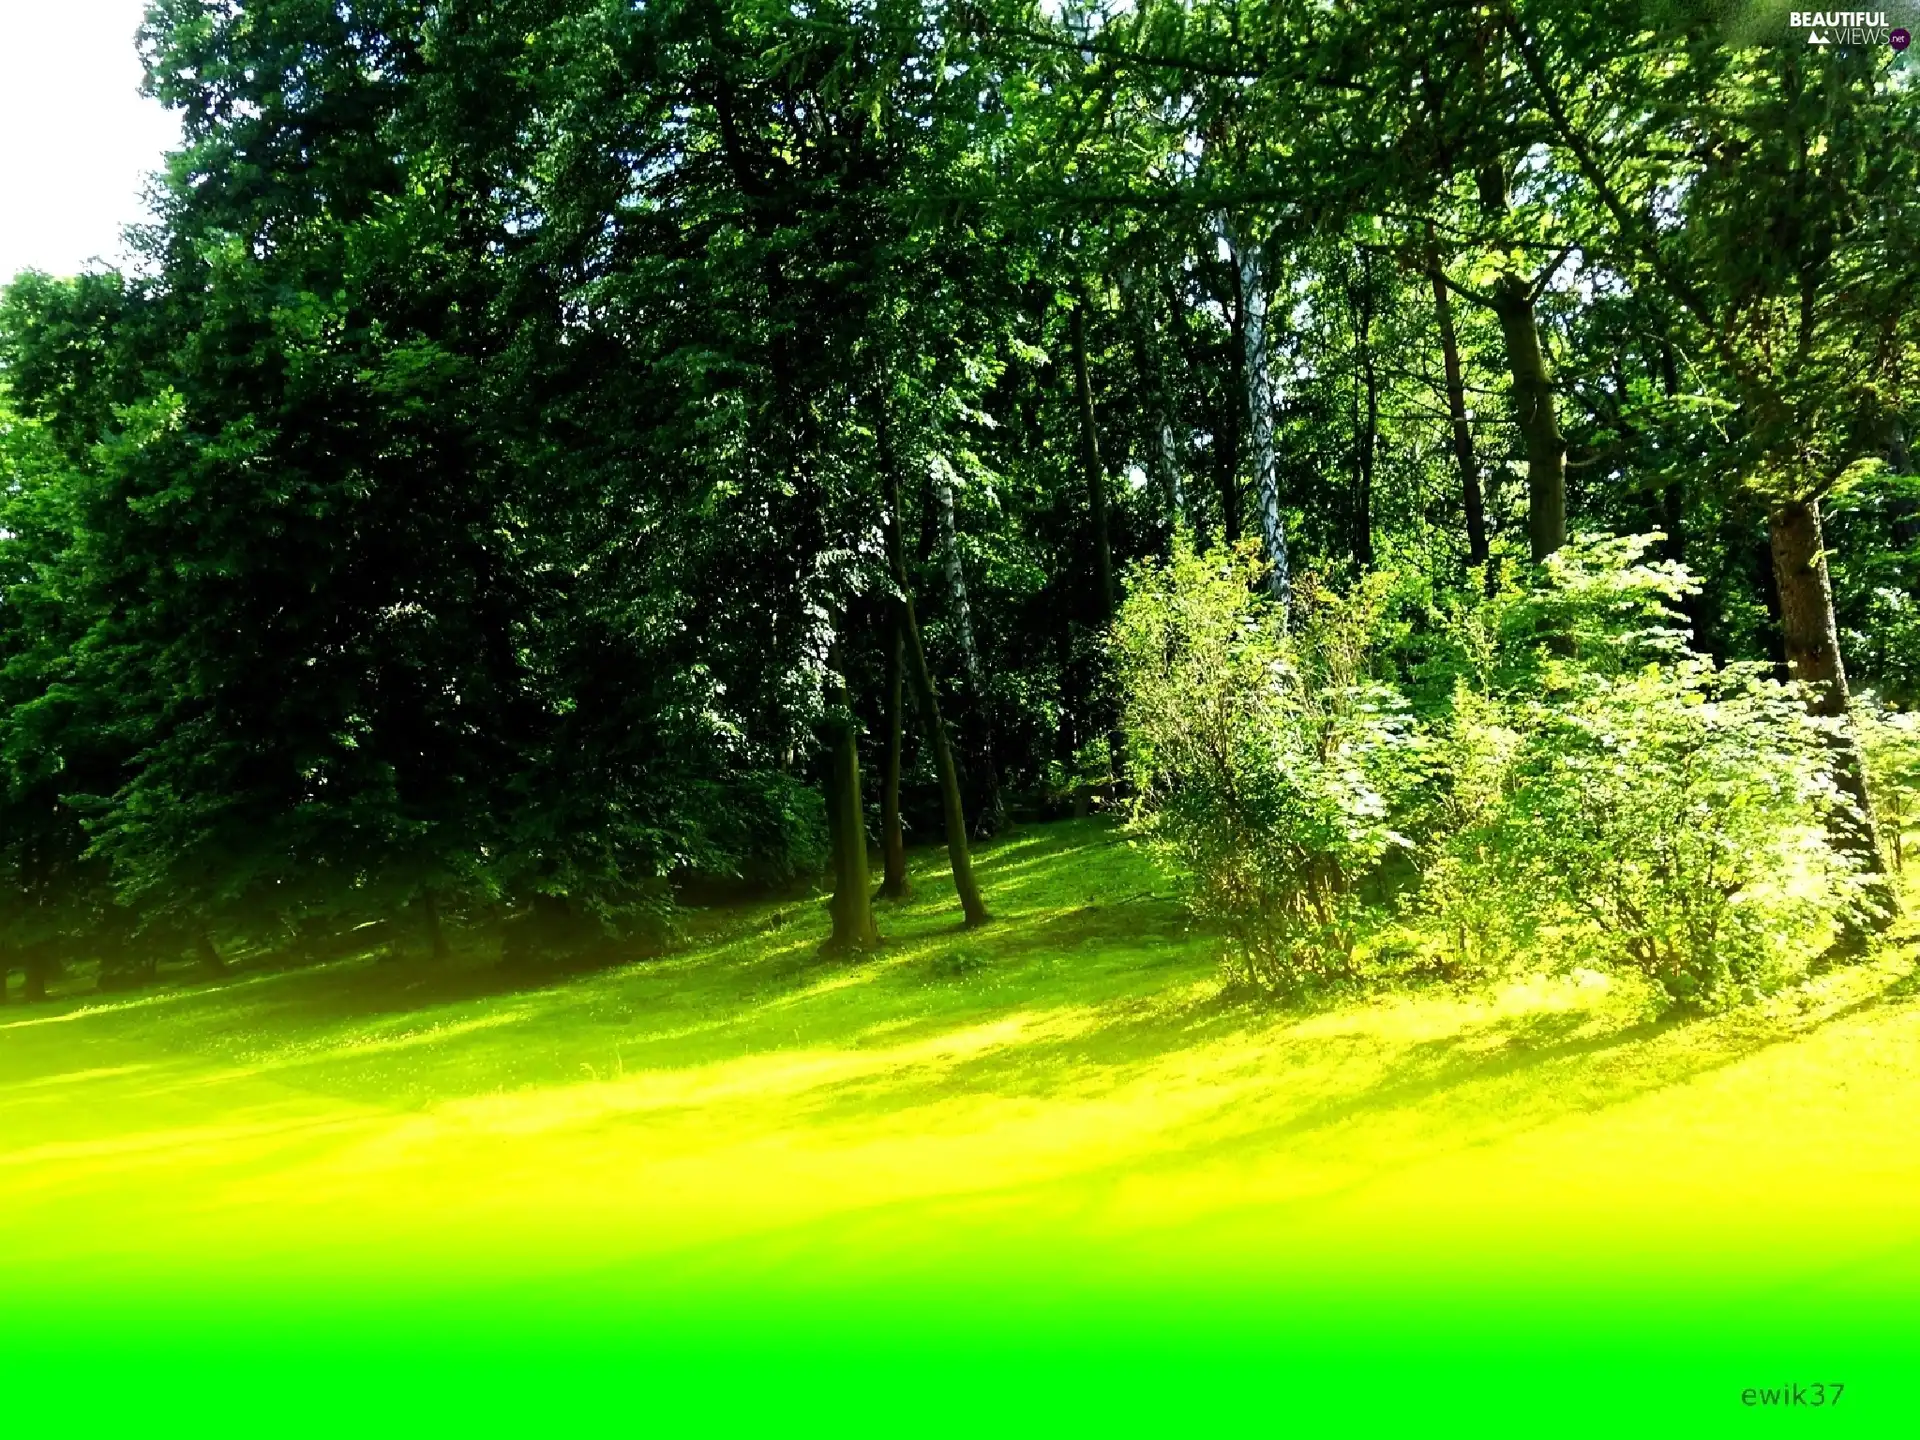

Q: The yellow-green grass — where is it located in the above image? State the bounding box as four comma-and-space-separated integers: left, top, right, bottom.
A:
4, 819, 1919, 1434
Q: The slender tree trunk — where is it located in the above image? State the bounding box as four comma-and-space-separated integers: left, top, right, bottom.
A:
896, 595, 989, 928
1070, 289, 1117, 619
881, 409, 988, 927
1223, 219, 1291, 609
1768, 498, 1894, 923
23, 947, 48, 1003
1353, 250, 1378, 571
1429, 255, 1489, 573
1654, 344, 1715, 653
1477, 165, 1567, 562
1186, 264, 1241, 548
1127, 275, 1187, 546
0, 949, 9, 1006
196, 929, 226, 977
822, 671, 879, 953
423, 892, 451, 960
1656, 344, 1687, 565
1070, 282, 1127, 787
877, 601, 911, 900
1221, 289, 1245, 547
931, 459, 1005, 837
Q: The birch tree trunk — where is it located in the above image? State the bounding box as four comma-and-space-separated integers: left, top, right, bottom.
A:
1223, 218, 1291, 610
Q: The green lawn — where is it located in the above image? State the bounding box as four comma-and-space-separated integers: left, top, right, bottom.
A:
6, 818, 1920, 1433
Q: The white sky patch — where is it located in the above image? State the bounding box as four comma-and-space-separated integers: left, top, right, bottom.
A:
0, 0, 180, 282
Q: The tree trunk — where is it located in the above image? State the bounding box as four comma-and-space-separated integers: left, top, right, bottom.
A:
423, 891, 451, 960
1223, 218, 1291, 610
1477, 165, 1567, 563
877, 601, 911, 901
1069, 289, 1117, 619
897, 594, 989, 928
931, 459, 1005, 837
1127, 275, 1188, 547
1768, 499, 1894, 922
1070, 282, 1127, 785
822, 673, 879, 953
1655, 343, 1687, 566
23, 947, 48, 1003
881, 410, 988, 928
1219, 273, 1245, 546
1430, 254, 1489, 574
196, 930, 226, 977
1353, 249, 1378, 571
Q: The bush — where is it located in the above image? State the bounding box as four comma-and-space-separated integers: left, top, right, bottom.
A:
1422, 538, 1869, 1010
1860, 696, 1920, 874
677, 770, 829, 900
1117, 534, 1875, 1013
1114, 541, 1420, 998
1442, 660, 1862, 1009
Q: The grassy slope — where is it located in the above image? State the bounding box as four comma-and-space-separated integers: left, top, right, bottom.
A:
5, 818, 1920, 1431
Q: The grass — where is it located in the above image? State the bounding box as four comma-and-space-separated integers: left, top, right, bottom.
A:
5, 818, 1920, 1434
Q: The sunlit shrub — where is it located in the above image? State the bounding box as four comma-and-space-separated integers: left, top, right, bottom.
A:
1423, 538, 1869, 1010
1859, 696, 1920, 874
1114, 541, 1419, 998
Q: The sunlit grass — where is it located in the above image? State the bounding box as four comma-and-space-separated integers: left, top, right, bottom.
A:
4, 820, 1920, 1429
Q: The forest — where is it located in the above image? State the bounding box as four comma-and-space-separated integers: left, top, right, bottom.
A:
0, 0, 1917, 1015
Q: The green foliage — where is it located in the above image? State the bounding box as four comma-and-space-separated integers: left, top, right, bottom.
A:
1118, 537, 1872, 1011
3, 0, 1916, 994
1114, 541, 1419, 997
1441, 658, 1860, 1010
1828, 469, 1920, 708
1426, 541, 1871, 1009
687, 771, 831, 896
1860, 697, 1920, 875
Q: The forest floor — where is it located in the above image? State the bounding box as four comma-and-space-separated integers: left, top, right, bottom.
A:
5, 818, 1920, 1434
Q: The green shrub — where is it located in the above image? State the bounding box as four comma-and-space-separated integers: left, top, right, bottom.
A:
1114, 541, 1420, 998
1118, 534, 1875, 1011
1447, 659, 1862, 1009
1423, 538, 1870, 1010
1860, 696, 1920, 874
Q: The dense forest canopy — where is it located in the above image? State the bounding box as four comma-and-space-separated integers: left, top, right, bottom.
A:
0, 0, 1915, 1005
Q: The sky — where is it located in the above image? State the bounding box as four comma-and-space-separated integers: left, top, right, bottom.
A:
0, 0, 180, 283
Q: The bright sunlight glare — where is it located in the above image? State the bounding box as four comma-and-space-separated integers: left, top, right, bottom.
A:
0, 0, 178, 283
